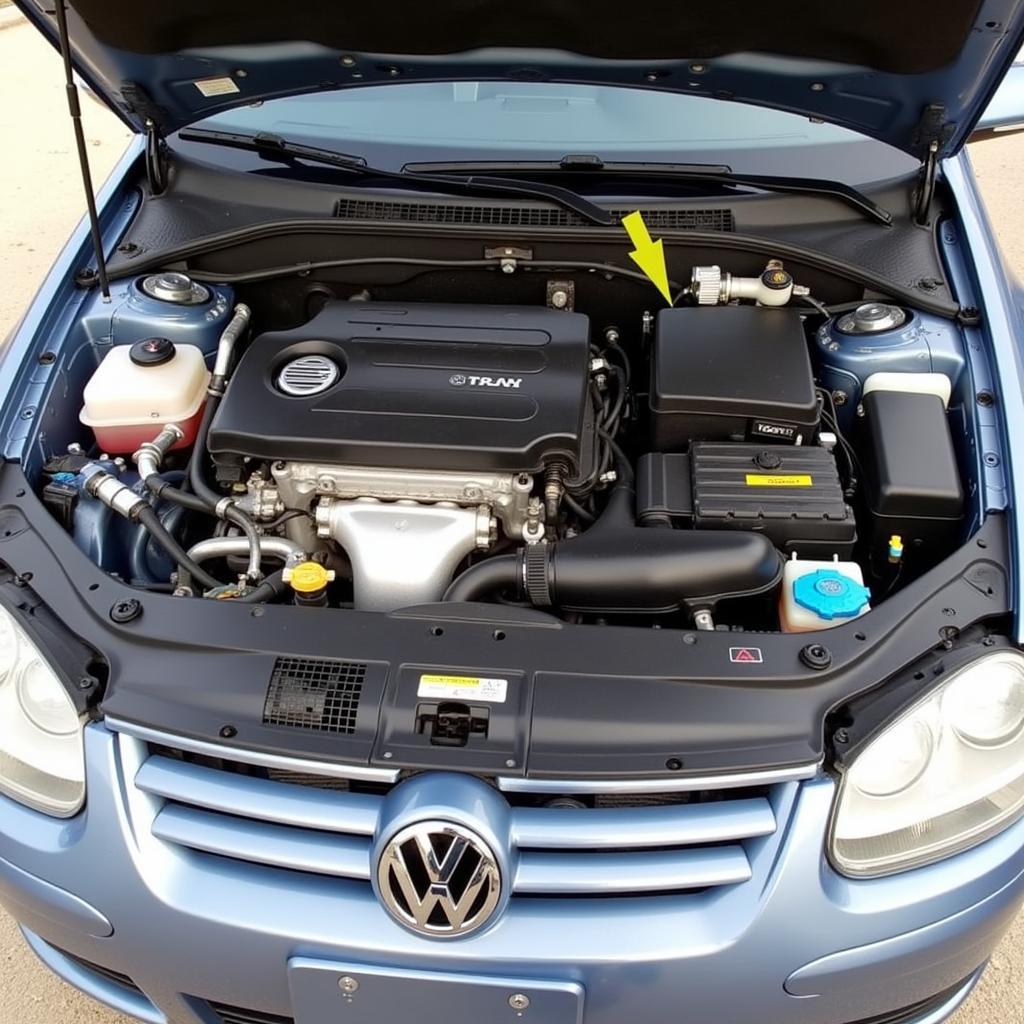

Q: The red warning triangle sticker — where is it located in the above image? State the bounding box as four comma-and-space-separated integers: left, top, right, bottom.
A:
729, 647, 763, 664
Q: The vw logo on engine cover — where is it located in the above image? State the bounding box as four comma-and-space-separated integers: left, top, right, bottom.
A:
376, 821, 502, 938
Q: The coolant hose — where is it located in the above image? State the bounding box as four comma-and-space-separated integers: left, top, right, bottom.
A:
135, 507, 224, 592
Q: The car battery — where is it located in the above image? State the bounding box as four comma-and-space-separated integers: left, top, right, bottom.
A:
650, 306, 819, 448
638, 443, 856, 558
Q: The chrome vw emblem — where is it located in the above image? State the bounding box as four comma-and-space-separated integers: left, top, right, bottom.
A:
376, 821, 502, 938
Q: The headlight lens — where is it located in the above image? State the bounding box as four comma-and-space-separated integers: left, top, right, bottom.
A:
0, 605, 85, 816
831, 650, 1024, 877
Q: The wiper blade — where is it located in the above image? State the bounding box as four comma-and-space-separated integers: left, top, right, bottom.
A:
403, 158, 894, 226
186, 128, 369, 168
177, 129, 618, 226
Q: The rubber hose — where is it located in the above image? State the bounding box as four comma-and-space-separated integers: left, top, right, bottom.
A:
144, 476, 213, 514
135, 507, 224, 592
443, 554, 519, 603
224, 505, 263, 581
188, 397, 224, 509
186, 396, 263, 580
236, 569, 289, 604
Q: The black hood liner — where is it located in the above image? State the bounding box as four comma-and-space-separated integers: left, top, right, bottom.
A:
72, 0, 981, 75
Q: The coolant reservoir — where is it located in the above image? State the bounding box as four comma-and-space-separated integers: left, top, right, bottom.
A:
780, 555, 871, 633
80, 338, 210, 453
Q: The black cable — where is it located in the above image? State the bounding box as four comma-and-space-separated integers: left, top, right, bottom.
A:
599, 430, 635, 486
264, 508, 314, 530
602, 366, 628, 433
135, 507, 224, 591
604, 343, 632, 387
563, 494, 596, 525
186, 256, 684, 294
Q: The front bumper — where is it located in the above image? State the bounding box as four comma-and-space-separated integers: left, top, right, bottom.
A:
1, 724, 1023, 1024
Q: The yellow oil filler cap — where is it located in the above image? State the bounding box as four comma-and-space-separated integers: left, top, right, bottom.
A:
283, 561, 335, 594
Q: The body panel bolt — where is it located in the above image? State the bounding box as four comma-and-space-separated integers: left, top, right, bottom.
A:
339, 976, 359, 994
509, 994, 531, 1011
109, 598, 142, 623
800, 643, 832, 671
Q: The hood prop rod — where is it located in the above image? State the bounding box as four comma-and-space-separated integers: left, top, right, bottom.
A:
53, 0, 110, 300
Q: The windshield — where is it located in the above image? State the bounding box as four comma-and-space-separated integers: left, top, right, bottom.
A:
193, 82, 916, 182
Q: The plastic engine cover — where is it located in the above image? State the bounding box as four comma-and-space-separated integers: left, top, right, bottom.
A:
208, 302, 592, 474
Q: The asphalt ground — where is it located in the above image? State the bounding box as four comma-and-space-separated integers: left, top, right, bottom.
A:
1, 11, 1024, 1023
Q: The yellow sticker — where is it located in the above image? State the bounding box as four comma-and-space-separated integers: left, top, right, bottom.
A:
418, 674, 508, 702
745, 474, 813, 487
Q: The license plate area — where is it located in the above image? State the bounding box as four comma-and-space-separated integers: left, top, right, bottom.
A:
288, 957, 584, 1024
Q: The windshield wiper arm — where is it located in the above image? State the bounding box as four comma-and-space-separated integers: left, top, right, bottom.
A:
403, 158, 893, 226
177, 129, 618, 226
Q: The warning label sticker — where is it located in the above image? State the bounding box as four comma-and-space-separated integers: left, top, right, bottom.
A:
193, 76, 241, 97
745, 474, 813, 488
418, 674, 508, 703
729, 647, 764, 664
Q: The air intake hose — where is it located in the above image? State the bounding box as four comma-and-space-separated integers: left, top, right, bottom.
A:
444, 469, 782, 614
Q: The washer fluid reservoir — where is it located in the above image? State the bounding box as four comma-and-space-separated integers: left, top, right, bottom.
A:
780, 555, 871, 633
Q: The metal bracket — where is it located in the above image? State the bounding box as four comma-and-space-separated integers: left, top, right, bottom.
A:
484, 245, 533, 274
546, 279, 575, 311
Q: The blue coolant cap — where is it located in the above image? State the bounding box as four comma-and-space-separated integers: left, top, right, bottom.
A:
793, 569, 870, 621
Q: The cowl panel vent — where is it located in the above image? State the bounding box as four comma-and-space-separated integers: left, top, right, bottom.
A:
263, 657, 365, 735
335, 198, 734, 232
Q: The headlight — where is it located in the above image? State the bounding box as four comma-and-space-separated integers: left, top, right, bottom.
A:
830, 650, 1024, 877
0, 605, 85, 816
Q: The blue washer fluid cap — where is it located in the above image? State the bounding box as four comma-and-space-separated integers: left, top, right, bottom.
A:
793, 569, 870, 621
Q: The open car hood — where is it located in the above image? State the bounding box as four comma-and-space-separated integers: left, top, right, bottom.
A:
17, 0, 1024, 158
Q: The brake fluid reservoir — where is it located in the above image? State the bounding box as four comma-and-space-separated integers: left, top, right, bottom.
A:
780, 556, 871, 633
80, 338, 210, 453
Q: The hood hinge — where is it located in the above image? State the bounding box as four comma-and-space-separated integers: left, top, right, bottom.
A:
121, 82, 168, 195
912, 104, 956, 226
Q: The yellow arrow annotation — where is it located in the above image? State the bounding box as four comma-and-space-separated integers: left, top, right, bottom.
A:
622, 210, 673, 305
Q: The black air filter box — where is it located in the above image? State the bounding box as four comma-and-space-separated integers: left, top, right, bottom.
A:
650, 306, 818, 448
638, 444, 856, 558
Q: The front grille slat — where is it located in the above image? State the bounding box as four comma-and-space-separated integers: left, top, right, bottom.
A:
151, 804, 372, 880
514, 846, 752, 895
129, 731, 784, 901
209, 1004, 294, 1024
136, 755, 379, 834
510, 798, 775, 850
